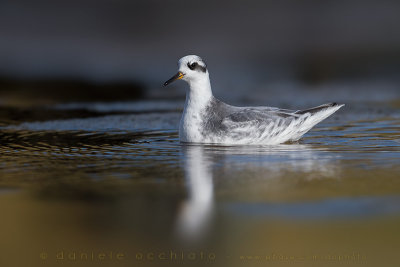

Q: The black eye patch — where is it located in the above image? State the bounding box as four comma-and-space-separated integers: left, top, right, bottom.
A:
187, 62, 207, 73
188, 62, 198, 70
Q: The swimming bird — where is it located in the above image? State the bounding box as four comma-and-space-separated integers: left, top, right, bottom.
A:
164, 55, 344, 145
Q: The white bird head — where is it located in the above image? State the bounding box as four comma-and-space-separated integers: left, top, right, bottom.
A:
164, 55, 208, 86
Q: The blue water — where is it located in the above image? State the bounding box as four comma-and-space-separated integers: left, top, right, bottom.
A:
0, 98, 400, 267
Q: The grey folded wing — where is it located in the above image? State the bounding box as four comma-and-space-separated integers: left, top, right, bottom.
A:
221, 107, 299, 129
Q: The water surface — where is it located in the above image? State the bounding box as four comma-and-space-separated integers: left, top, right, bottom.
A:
0, 99, 399, 267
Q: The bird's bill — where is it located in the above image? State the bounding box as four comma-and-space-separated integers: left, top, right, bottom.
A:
163, 71, 184, 86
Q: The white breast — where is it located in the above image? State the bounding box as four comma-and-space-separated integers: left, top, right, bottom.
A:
179, 107, 204, 143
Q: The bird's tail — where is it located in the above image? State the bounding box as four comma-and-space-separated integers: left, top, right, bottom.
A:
289, 103, 344, 141
295, 102, 342, 115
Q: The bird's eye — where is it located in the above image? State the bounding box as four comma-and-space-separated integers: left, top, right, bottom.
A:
188, 62, 197, 70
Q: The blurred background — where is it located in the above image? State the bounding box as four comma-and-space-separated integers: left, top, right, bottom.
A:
1, 0, 400, 105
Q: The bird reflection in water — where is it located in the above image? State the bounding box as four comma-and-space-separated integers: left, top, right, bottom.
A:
174, 142, 341, 243
175, 145, 214, 242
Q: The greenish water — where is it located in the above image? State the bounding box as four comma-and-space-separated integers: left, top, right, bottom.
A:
0, 100, 400, 267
